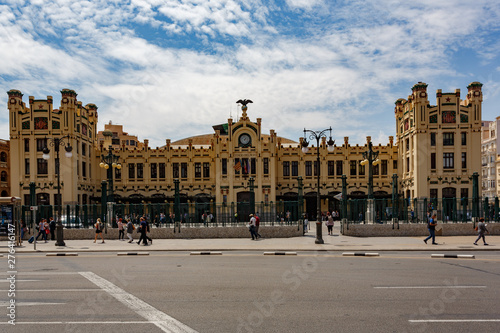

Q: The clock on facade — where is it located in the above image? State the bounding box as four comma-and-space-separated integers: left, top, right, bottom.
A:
239, 133, 251, 146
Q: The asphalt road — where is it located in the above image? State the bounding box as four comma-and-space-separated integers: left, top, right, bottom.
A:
2, 251, 500, 333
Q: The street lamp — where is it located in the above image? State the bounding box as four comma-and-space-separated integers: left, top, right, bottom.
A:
360, 138, 380, 222
301, 127, 335, 244
99, 145, 121, 204
42, 135, 73, 246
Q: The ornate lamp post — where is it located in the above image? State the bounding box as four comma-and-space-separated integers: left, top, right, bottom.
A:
42, 135, 73, 246
301, 127, 335, 244
360, 138, 380, 222
100, 146, 121, 229
99, 145, 121, 204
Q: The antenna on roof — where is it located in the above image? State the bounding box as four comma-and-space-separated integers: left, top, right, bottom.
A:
229, 105, 232, 120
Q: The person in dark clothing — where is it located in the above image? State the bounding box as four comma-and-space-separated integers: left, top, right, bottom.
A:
137, 217, 152, 245
474, 217, 489, 245
49, 217, 56, 241
423, 214, 438, 245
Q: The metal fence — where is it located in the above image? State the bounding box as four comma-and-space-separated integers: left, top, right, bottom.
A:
21, 200, 301, 229
347, 197, 494, 224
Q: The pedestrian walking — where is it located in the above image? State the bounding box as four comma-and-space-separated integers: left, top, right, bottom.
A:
94, 218, 105, 243
255, 212, 262, 238
474, 218, 489, 246
326, 212, 334, 235
248, 214, 258, 240
20, 219, 27, 241
35, 219, 47, 243
117, 218, 125, 240
423, 213, 438, 245
137, 217, 152, 245
126, 218, 135, 243
49, 217, 56, 240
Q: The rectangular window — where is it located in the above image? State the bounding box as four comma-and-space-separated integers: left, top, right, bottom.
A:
195, 163, 202, 178
159, 163, 165, 178
234, 158, 240, 175
359, 162, 365, 176
373, 164, 379, 175
381, 160, 388, 175
25, 158, 30, 175
393, 160, 397, 171
314, 160, 318, 177
222, 158, 227, 175
251, 158, 256, 175
172, 163, 179, 178
151, 163, 157, 179
328, 161, 335, 176
406, 157, 410, 172
128, 163, 135, 179
350, 160, 357, 176
406, 138, 410, 151
461, 188, 469, 199
292, 161, 298, 177
431, 153, 436, 169
443, 152, 454, 169
115, 167, 121, 180
137, 163, 143, 179
203, 162, 210, 178
37, 158, 48, 175
430, 133, 436, 146
305, 161, 312, 176
336, 161, 343, 176
461, 132, 467, 145
430, 188, 438, 198
283, 161, 290, 177
181, 163, 188, 178
36, 138, 47, 152
462, 152, 466, 169
82, 161, 86, 178
443, 133, 454, 146
24, 138, 29, 152
82, 142, 86, 156
263, 158, 269, 175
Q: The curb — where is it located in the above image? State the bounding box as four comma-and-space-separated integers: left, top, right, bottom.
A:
431, 254, 475, 259
263, 252, 297, 256
190, 251, 222, 255
342, 252, 380, 257
46, 253, 78, 256
117, 252, 149, 256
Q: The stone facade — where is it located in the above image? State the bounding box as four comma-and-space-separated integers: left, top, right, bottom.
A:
7, 82, 483, 220
395, 82, 483, 200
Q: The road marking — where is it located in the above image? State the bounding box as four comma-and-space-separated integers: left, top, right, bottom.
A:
0, 321, 152, 325
79, 271, 198, 333
0, 301, 65, 306
190, 251, 222, 255
343, 252, 380, 256
0, 279, 41, 282
8, 289, 101, 292
117, 252, 150, 256
374, 286, 486, 289
409, 319, 500, 323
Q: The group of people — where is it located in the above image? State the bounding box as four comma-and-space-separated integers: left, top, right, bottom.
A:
35, 217, 56, 243
248, 213, 262, 240
423, 213, 490, 245
94, 216, 153, 246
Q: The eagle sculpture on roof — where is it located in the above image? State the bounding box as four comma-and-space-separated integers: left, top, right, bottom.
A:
236, 99, 253, 106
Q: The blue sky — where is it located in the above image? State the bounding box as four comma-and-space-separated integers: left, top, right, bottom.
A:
1, 0, 500, 148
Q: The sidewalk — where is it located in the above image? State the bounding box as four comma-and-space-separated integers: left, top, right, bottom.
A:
4, 225, 499, 253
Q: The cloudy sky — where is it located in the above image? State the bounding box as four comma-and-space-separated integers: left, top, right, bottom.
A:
1, 0, 500, 148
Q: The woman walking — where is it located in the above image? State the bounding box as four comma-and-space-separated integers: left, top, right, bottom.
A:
326, 212, 334, 235
117, 218, 125, 240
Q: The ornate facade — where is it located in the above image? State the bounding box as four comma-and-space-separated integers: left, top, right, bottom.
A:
7, 82, 483, 218
395, 82, 483, 200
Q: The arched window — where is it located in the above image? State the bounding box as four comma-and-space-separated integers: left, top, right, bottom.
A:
0, 152, 6, 162
0, 171, 7, 182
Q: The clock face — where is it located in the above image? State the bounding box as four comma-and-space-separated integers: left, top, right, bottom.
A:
239, 134, 251, 146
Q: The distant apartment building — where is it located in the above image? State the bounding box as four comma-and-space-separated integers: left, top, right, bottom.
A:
481, 117, 500, 199
0, 139, 9, 197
